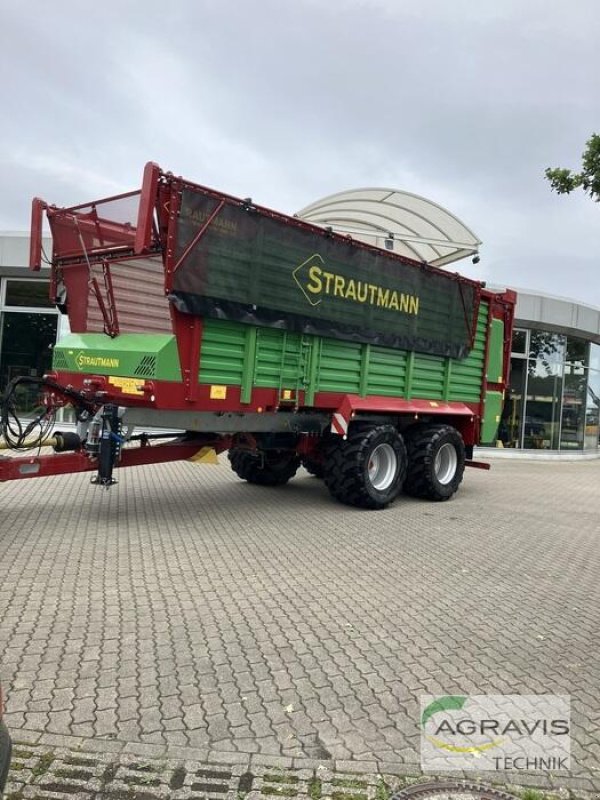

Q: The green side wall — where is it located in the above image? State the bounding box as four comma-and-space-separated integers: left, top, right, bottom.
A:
486, 317, 505, 384
199, 300, 490, 403
481, 390, 504, 443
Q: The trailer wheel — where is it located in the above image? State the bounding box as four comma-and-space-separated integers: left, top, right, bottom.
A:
403, 424, 465, 501
228, 448, 300, 486
323, 424, 407, 509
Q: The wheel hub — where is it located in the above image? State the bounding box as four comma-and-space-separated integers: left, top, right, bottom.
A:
368, 443, 397, 490
434, 442, 458, 484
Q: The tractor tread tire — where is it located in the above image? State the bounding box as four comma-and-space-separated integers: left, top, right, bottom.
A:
404, 424, 465, 501
302, 457, 325, 479
228, 448, 300, 486
323, 424, 407, 509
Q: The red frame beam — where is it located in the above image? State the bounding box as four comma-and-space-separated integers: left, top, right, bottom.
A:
135, 161, 161, 254
29, 197, 46, 271
0, 439, 229, 484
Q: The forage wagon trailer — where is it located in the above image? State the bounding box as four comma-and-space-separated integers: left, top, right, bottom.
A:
0, 163, 515, 508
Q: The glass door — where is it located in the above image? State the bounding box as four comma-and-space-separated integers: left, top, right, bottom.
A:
0, 311, 58, 415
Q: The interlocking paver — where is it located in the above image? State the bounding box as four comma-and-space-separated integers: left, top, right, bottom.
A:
1, 456, 600, 793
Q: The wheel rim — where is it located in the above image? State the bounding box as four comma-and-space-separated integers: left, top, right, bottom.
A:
434, 442, 457, 485
368, 443, 398, 491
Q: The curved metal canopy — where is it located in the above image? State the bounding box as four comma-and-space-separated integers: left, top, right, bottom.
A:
296, 188, 481, 267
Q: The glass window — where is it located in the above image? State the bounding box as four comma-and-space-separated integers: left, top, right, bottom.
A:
0, 311, 58, 415
501, 357, 527, 447
590, 343, 600, 372
526, 359, 562, 449
585, 369, 600, 449
511, 329, 528, 356
5, 279, 53, 308
565, 336, 588, 367
528, 330, 565, 372
560, 368, 587, 449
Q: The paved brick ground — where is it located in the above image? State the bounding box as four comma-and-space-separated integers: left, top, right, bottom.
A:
0, 456, 599, 795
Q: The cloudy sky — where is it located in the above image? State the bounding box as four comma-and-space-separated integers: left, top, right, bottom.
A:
2, 0, 599, 304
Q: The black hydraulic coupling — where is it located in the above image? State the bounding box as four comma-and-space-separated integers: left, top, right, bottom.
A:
91, 405, 123, 488
53, 432, 82, 452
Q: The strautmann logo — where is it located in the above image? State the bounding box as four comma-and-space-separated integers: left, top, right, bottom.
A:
292, 254, 420, 315
75, 351, 120, 370
420, 695, 570, 772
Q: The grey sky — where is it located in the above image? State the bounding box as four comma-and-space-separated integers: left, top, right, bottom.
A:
1, 0, 599, 304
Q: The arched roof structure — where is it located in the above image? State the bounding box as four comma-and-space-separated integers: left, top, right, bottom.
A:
296, 188, 481, 267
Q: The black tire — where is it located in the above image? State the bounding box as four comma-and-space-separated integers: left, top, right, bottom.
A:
302, 457, 324, 479
228, 448, 300, 486
0, 720, 11, 797
323, 424, 407, 509
403, 424, 465, 501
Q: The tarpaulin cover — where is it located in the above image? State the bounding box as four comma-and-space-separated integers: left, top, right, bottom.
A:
170, 189, 480, 359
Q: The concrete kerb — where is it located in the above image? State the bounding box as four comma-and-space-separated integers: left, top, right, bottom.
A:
5, 741, 414, 798
9, 731, 599, 799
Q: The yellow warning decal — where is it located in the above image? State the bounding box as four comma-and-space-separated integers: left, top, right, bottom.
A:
282, 389, 293, 400
109, 377, 144, 396
429, 401, 439, 407
210, 385, 227, 400
189, 447, 219, 464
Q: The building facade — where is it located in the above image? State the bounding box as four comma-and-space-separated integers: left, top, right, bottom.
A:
1, 232, 599, 454
495, 288, 600, 453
